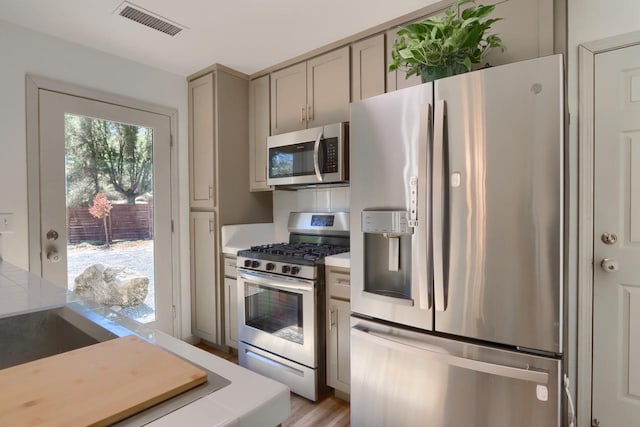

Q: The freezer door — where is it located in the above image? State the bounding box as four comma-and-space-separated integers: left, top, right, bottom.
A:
351, 318, 561, 427
432, 55, 563, 353
350, 84, 433, 331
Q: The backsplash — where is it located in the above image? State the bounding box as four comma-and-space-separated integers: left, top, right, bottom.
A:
273, 187, 350, 241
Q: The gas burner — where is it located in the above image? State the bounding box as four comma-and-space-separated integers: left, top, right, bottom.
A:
238, 242, 349, 266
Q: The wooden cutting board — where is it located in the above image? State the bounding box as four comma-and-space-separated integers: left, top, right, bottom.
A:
0, 335, 207, 427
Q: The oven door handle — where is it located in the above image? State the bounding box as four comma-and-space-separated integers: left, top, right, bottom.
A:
313, 130, 324, 182
238, 269, 315, 292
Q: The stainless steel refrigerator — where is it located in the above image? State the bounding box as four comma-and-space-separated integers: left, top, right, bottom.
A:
350, 54, 563, 427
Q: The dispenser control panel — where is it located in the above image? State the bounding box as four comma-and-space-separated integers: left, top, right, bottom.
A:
361, 211, 412, 234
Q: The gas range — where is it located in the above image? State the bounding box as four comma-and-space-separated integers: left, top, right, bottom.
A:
237, 212, 350, 280
236, 211, 350, 401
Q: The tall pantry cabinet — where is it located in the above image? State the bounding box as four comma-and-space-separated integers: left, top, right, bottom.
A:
188, 65, 272, 344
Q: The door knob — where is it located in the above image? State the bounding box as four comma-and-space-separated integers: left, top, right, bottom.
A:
46, 249, 60, 263
600, 258, 619, 272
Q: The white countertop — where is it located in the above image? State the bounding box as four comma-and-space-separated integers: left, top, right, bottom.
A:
221, 223, 277, 256
0, 261, 289, 427
325, 252, 350, 269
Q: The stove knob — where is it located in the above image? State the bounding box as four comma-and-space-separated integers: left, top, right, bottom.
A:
282, 265, 291, 274
266, 262, 276, 271
251, 260, 260, 268
291, 266, 301, 275
244, 259, 252, 268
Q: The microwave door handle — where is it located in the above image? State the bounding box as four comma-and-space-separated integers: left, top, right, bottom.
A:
433, 99, 447, 312
313, 130, 324, 182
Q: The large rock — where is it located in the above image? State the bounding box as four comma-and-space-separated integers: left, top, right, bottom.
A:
73, 264, 149, 307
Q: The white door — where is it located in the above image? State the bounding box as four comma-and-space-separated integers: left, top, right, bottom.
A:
36, 89, 174, 335
593, 43, 640, 425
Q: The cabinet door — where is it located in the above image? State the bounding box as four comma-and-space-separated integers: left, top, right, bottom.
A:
249, 75, 272, 192
352, 34, 386, 101
328, 297, 351, 394
270, 62, 307, 135
224, 276, 239, 349
385, 29, 422, 92
188, 73, 215, 209
190, 212, 217, 342
307, 46, 350, 128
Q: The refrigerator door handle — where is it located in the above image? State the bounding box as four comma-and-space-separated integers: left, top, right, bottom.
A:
352, 326, 549, 384
313, 130, 324, 182
433, 99, 447, 312
412, 103, 432, 310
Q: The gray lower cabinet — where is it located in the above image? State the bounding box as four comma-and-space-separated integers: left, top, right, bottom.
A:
326, 266, 351, 396
223, 255, 239, 349
190, 212, 217, 343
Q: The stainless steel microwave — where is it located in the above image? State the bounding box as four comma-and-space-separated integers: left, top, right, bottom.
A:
267, 122, 349, 186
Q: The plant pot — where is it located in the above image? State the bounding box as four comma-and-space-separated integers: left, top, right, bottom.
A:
419, 63, 468, 83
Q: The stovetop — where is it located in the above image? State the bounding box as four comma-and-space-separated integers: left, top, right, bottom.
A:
237, 242, 349, 266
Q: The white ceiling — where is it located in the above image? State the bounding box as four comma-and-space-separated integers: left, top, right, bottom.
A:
0, 0, 436, 76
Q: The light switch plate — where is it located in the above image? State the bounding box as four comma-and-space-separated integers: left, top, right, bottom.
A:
0, 213, 14, 233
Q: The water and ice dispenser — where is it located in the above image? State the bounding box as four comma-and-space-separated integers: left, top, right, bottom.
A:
361, 210, 413, 301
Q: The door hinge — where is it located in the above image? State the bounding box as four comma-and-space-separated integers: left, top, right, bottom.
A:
170, 134, 174, 149
171, 219, 174, 233
592, 419, 600, 427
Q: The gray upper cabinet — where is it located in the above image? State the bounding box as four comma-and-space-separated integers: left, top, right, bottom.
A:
270, 62, 306, 135
351, 34, 386, 102
385, 28, 422, 92
306, 46, 350, 128
480, 0, 555, 67
270, 47, 350, 135
249, 75, 272, 192
188, 74, 215, 209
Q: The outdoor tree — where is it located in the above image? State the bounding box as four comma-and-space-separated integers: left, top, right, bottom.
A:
98, 123, 153, 204
88, 193, 113, 248
64, 116, 153, 206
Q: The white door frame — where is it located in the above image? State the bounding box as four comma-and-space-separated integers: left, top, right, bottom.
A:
577, 30, 640, 426
25, 75, 181, 336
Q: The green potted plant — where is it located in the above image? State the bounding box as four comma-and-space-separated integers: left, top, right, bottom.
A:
389, 0, 505, 83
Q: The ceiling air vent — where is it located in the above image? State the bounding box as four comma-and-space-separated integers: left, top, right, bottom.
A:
115, 2, 187, 37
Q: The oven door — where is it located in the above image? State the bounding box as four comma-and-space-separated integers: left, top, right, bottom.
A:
237, 268, 317, 368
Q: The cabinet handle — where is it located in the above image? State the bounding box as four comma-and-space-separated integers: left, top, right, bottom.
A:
335, 278, 350, 286
209, 219, 214, 234
329, 308, 336, 332
300, 105, 306, 122
307, 104, 312, 121
208, 184, 213, 200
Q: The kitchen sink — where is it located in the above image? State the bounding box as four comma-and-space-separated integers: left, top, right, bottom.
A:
0, 304, 231, 425
0, 305, 118, 370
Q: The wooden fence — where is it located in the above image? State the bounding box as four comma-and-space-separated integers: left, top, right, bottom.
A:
67, 204, 153, 244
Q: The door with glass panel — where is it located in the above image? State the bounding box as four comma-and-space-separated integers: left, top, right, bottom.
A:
36, 89, 174, 335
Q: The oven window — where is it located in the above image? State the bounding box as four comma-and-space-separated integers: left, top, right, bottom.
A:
244, 283, 304, 345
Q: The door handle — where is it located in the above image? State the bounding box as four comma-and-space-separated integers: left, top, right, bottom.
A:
46, 249, 61, 263
600, 258, 619, 272
352, 326, 549, 384
433, 99, 447, 312
313, 130, 324, 182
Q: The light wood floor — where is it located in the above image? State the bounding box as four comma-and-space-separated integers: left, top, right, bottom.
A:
195, 343, 351, 427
